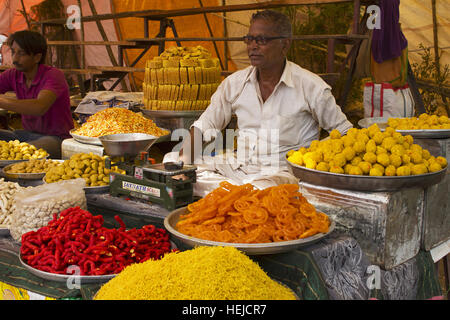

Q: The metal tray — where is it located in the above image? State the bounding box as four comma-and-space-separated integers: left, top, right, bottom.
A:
164, 207, 335, 255
286, 158, 447, 192
140, 109, 204, 119
358, 117, 450, 139
70, 129, 171, 146
2, 160, 59, 180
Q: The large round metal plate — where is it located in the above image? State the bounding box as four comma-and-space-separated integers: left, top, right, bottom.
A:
358, 117, 450, 139
42, 177, 109, 194
20, 240, 177, 284
164, 207, 335, 255
2, 159, 60, 180
286, 158, 447, 192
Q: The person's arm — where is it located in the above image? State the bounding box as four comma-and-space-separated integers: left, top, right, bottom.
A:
0, 69, 14, 96
309, 82, 353, 135
0, 89, 57, 116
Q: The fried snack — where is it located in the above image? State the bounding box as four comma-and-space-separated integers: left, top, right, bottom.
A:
72, 108, 169, 138
5, 159, 60, 174
176, 182, 330, 243
0, 140, 48, 161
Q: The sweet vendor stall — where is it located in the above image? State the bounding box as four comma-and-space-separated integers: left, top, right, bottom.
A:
0, 111, 448, 300
0, 42, 448, 300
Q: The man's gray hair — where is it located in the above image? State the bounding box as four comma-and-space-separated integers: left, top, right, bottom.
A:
250, 10, 292, 38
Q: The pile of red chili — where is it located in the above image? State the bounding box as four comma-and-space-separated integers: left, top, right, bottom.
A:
20, 206, 174, 276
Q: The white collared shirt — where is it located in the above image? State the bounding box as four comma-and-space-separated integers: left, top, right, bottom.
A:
192, 60, 353, 168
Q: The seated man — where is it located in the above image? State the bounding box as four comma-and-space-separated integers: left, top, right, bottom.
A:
166, 10, 353, 197
0, 30, 74, 158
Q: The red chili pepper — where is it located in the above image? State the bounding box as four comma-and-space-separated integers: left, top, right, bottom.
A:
20, 206, 172, 276
114, 215, 126, 230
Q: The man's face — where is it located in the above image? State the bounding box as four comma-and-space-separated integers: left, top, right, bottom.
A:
11, 41, 41, 72
246, 19, 289, 69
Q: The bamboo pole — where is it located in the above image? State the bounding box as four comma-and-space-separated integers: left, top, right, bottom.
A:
198, 0, 224, 70
110, 0, 137, 92
77, 0, 85, 70
431, 0, 440, 78
20, 0, 31, 30
222, 0, 229, 71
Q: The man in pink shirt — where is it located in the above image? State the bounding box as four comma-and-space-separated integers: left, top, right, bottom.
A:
0, 30, 74, 158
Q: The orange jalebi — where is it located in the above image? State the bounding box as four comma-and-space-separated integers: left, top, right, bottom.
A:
175, 182, 330, 243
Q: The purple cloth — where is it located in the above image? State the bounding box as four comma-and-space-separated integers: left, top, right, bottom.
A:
0, 64, 73, 139
371, 0, 408, 63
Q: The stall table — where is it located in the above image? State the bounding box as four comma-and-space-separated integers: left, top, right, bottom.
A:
0, 194, 442, 300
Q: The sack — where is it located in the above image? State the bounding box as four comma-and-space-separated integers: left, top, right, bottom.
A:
363, 82, 415, 118
9, 179, 86, 242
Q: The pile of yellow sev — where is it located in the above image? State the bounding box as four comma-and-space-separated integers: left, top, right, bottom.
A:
95, 246, 296, 300
73, 107, 169, 137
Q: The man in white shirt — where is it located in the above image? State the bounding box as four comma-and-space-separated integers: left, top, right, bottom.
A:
166, 10, 352, 196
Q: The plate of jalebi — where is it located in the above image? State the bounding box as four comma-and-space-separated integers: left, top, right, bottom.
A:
70, 107, 170, 146
164, 182, 335, 255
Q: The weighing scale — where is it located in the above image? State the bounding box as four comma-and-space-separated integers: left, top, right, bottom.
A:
99, 133, 196, 211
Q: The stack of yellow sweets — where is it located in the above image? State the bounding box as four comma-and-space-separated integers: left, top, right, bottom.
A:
387, 113, 450, 130
142, 45, 222, 111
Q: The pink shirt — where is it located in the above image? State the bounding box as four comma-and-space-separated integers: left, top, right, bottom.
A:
0, 64, 73, 139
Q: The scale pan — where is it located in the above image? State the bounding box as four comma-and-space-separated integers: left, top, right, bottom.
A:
99, 133, 158, 158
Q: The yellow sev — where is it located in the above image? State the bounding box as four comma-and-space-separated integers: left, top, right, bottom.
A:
95, 246, 296, 300
73, 107, 169, 137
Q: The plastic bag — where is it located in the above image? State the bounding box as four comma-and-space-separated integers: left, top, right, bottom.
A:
9, 178, 87, 242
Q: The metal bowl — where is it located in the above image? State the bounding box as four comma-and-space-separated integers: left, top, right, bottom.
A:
286, 157, 447, 192
164, 206, 335, 255
99, 133, 160, 158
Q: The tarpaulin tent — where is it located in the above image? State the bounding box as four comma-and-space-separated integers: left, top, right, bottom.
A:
0, 0, 448, 90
